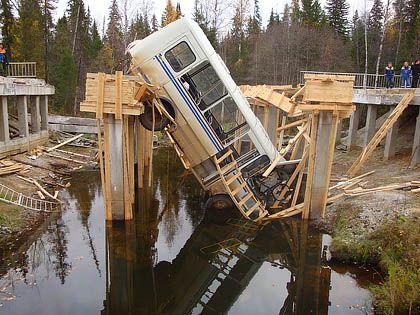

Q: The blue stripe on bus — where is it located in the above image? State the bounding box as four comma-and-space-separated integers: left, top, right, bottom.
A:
155, 55, 223, 151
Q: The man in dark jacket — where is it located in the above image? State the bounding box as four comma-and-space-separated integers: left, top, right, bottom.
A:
384, 62, 394, 88
412, 60, 420, 88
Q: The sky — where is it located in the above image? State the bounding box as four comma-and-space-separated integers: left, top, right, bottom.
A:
56, 0, 368, 35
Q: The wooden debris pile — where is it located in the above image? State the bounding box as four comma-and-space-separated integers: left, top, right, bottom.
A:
0, 159, 31, 176
328, 171, 420, 201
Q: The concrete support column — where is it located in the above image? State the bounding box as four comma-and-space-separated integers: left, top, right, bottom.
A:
364, 104, 377, 147
40, 95, 48, 131
105, 115, 125, 220
17, 95, 29, 137
347, 105, 361, 151
335, 119, 342, 144
310, 111, 338, 219
30, 96, 41, 133
410, 109, 420, 168
384, 106, 399, 160
0, 96, 9, 142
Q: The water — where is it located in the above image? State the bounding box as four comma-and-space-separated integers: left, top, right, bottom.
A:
0, 147, 378, 314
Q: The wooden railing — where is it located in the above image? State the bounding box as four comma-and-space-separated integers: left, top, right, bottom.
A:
7, 62, 37, 78
300, 70, 402, 89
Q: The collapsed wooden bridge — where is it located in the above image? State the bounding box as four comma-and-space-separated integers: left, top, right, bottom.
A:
81, 70, 416, 223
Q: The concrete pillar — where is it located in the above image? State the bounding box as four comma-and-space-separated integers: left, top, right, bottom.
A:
335, 119, 342, 144
364, 104, 377, 147
384, 106, 399, 160
106, 115, 125, 220
17, 95, 29, 137
40, 95, 48, 131
347, 105, 361, 151
30, 96, 41, 133
310, 111, 338, 219
410, 109, 420, 168
0, 96, 9, 142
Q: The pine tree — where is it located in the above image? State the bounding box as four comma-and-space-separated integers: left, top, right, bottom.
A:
350, 10, 365, 71
106, 0, 124, 71
151, 14, 158, 32
326, 0, 350, 36
282, 4, 291, 24
291, 0, 301, 23
368, 0, 384, 33
248, 0, 262, 35
0, 0, 15, 60
192, 0, 217, 47
301, 0, 325, 26
40, 0, 57, 81
49, 16, 77, 113
15, 0, 45, 77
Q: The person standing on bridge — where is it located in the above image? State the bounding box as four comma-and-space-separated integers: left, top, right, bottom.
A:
0, 43, 8, 77
412, 60, 420, 88
384, 62, 395, 88
400, 61, 412, 88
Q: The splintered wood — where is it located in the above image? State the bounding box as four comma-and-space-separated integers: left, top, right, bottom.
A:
81, 71, 156, 221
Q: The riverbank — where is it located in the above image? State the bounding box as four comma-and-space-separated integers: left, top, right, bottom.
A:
319, 147, 420, 314
0, 132, 97, 249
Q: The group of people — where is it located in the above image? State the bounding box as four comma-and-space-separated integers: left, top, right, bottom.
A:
385, 60, 420, 88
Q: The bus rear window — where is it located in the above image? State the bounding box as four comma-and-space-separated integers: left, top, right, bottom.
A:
165, 42, 196, 72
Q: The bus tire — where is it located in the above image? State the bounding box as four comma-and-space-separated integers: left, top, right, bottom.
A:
139, 98, 175, 131
205, 194, 234, 210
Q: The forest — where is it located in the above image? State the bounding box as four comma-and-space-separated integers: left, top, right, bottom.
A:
0, 0, 419, 114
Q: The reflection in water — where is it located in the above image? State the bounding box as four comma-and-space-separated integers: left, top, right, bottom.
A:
0, 147, 374, 315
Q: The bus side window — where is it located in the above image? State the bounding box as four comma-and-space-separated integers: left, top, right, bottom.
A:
181, 62, 227, 110
164, 41, 196, 72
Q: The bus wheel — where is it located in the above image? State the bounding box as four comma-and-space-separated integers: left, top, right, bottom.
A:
139, 105, 170, 131
205, 194, 234, 210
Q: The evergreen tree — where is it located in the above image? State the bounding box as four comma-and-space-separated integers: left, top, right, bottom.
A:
151, 14, 158, 32
248, 0, 262, 35
0, 0, 15, 60
49, 16, 77, 113
15, 0, 45, 77
88, 20, 102, 68
326, 0, 350, 36
291, 0, 301, 23
350, 10, 365, 71
192, 0, 217, 47
368, 0, 384, 33
282, 4, 291, 24
301, 0, 325, 26
106, 0, 124, 71
40, 0, 57, 81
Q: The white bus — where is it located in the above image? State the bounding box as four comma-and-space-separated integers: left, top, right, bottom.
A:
127, 18, 291, 216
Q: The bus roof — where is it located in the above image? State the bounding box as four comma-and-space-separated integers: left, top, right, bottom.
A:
127, 18, 216, 68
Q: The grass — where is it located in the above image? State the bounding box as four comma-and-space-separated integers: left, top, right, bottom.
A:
0, 204, 29, 232
330, 207, 420, 314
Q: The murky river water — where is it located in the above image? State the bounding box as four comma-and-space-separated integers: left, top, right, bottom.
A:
0, 148, 379, 314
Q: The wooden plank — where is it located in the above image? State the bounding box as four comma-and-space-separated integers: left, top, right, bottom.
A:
122, 115, 133, 220
136, 117, 144, 189
46, 134, 84, 152
347, 91, 415, 176
128, 116, 135, 204
276, 118, 307, 131
80, 102, 143, 116
304, 80, 354, 104
319, 112, 339, 217
96, 72, 105, 119
115, 71, 123, 120
302, 113, 319, 219
96, 119, 111, 220
148, 100, 155, 187
303, 73, 355, 82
